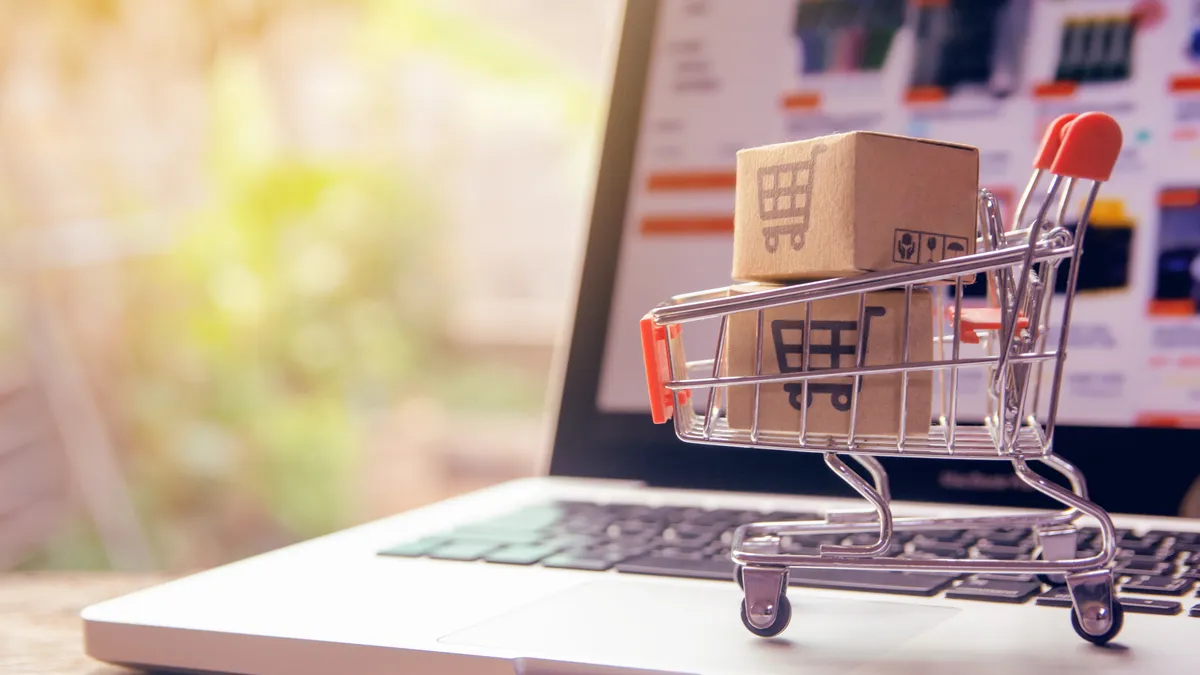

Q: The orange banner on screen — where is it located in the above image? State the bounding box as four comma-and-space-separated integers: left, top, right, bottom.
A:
1147, 299, 1197, 316
1135, 413, 1200, 429
780, 91, 821, 111
640, 216, 734, 235
1158, 188, 1200, 208
904, 86, 946, 104
1169, 74, 1200, 94
1033, 81, 1078, 99
646, 171, 737, 192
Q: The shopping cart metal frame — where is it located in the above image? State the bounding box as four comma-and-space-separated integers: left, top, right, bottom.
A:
639, 112, 1126, 644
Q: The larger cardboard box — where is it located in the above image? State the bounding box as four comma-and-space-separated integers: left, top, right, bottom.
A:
732, 131, 979, 281
725, 285, 933, 438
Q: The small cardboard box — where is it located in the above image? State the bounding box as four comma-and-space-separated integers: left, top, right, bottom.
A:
725, 285, 933, 438
732, 131, 979, 281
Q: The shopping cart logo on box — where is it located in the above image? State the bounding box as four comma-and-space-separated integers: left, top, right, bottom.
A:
757, 144, 826, 253
771, 306, 886, 412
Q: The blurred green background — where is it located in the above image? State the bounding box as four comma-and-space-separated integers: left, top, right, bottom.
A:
0, 0, 617, 571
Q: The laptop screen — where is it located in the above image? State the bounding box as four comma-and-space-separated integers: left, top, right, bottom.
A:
552, 0, 1200, 517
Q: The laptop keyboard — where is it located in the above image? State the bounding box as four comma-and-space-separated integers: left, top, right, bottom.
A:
379, 500, 1200, 618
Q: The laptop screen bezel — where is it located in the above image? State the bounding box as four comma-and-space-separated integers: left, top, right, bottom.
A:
546, 0, 1199, 517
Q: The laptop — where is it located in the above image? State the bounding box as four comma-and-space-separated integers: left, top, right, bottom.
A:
83, 1, 1200, 672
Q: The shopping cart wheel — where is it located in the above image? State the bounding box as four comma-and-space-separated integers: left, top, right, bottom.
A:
1070, 599, 1123, 646
740, 595, 791, 638
1037, 573, 1066, 587
734, 564, 744, 589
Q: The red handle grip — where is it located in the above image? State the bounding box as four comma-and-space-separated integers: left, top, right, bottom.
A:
1033, 112, 1123, 182
640, 314, 685, 424
1033, 113, 1078, 171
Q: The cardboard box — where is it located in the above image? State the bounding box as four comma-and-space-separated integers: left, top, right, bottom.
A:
725, 285, 934, 438
732, 131, 979, 281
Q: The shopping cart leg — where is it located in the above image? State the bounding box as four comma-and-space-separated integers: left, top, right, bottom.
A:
1011, 458, 1123, 645
1033, 524, 1078, 586
1066, 569, 1123, 646
738, 565, 791, 638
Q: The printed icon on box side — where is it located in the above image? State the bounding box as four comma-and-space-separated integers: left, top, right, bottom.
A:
920, 234, 944, 263
758, 145, 826, 253
771, 306, 886, 412
894, 229, 963, 264
894, 229, 919, 263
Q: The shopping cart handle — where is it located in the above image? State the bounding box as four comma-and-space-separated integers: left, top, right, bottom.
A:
949, 307, 1029, 345
1033, 113, 1078, 171
640, 314, 686, 424
1034, 112, 1123, 182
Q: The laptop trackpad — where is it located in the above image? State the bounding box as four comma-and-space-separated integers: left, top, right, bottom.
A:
439, 577, 958, 674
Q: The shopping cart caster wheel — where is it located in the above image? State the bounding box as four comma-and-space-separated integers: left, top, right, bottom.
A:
734, 565, 744, 589
1070, 599, 1123, 646
1037, 573, 1066, 587
740, 595, 791, 638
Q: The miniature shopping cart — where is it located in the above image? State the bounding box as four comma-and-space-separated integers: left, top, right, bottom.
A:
639, 112, 1126, 645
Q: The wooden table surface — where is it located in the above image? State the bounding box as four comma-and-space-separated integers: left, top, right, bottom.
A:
0, 572, 175, 675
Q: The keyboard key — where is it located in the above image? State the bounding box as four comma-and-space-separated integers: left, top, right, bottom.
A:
1035, 588, 1183, 615
671, 519, 729, 535
787, 568, 958, 597
555, 519, 611, 536
914, 529, 967, 543
974, 544, 1032, 560
1179, 566, 1200, 580
1114, 560, 1171, 577
979, 528, 1031, 547
1175, 536, 1200, 553
946, 578, 1041, 604
543, 534, 593, 549
585, 541, 652, 558
976, 573, 1037, 583
911, 541, 968, 558
378, 537, 448, 558
1035, 587, 1073, 608
443, 528, 546, 545
1118, 534, 1164, 556
1120, 597, 1182, 616
1121, 575, 1195, 596
484, 543, 563, 565
606, 520, 663, 537
1149, 531, 1200, 551
616, 554, 735, 581
661, 527, 717, 548
1118, 549, 1175, 563
1191, 604, 1200, 618
652, 546, 709, 560
427, 540, 500, 561
688, 510, 738, 528
542, 551, 625, 571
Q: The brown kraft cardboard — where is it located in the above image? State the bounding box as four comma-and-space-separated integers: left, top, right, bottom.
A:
732, 131, 979, 281
725, 285, 934, 438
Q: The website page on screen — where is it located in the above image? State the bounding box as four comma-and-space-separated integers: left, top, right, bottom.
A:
597, 0, 1200, 429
